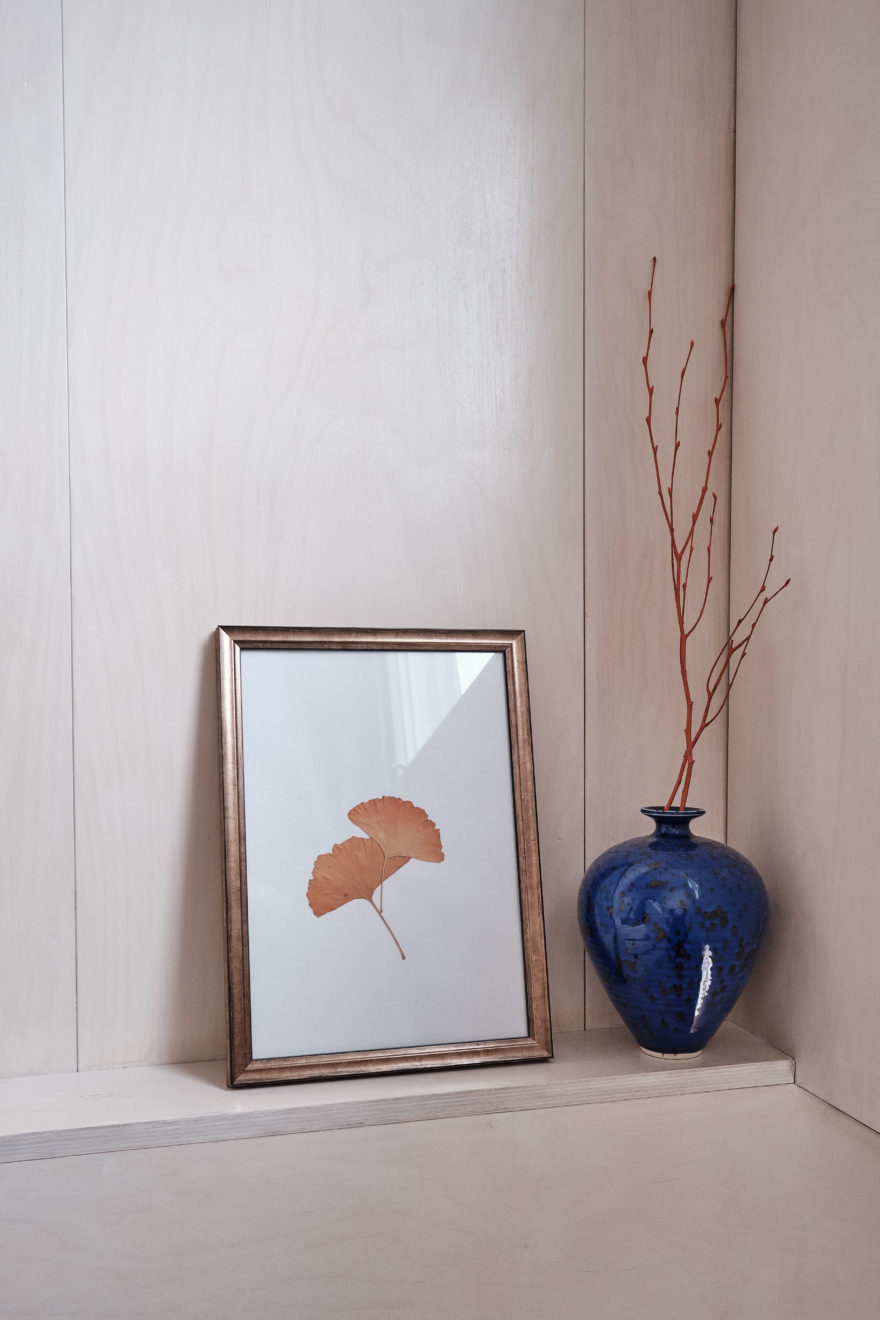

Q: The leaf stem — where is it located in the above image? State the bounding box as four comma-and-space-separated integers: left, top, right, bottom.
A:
378, 853, 388, 913
369, 898, 406, 959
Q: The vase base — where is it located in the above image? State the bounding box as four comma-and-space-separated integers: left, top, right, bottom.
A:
640, 1046, 704, 1061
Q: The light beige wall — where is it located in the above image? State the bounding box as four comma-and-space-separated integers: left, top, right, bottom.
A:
0, 0, 584, 1074
1, 0, 741, 1075
584, 0, 735, 1023
730, 0, 880, 1131
4, 1088, 880, 1318
0, 1, 76, 1075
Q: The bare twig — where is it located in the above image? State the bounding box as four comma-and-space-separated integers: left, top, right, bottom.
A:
643, 260, 789, 809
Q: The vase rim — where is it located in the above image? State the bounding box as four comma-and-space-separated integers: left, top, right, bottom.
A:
641, 806, 706, 819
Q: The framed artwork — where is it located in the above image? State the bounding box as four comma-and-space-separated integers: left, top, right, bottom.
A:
216, 626, 552, 1086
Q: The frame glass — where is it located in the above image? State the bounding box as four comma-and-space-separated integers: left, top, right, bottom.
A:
216, 626, 551, 1086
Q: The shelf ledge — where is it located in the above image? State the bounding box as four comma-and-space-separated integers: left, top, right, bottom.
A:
0, 1023, 792, 1164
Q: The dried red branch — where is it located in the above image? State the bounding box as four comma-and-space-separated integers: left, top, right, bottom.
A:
643, 258, 674, 542
669, 339, 694, 517
705, 526, 782, 695
679, 285, 733, 567
685, 492, 717, 639
642, 260, 789, 809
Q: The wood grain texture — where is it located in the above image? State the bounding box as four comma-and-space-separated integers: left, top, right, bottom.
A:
0, 2, 77, 1075
729, 0, 880, 1133
583, 1, 736, 1025
63, 0, 584, 1066
0, 1024, 791, 1164
2, 1087, 879, 1319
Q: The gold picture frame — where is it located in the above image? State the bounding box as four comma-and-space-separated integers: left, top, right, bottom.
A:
216, 626, 552, 1086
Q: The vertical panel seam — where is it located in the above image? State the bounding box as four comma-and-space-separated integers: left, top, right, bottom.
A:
725, 0, 740, 849
581, 0, 587, 1030
59, 0, 79, 1072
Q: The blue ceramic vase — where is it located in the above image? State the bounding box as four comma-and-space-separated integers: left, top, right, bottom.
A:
577, 808, 769, 1057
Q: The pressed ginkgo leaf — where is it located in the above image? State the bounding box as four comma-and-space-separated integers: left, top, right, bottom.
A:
348, 796, 444, 863
307, 836, 408, 917
308, 798, 444, 959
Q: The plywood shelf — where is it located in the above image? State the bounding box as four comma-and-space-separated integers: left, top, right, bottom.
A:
0, 1023, 792, 1165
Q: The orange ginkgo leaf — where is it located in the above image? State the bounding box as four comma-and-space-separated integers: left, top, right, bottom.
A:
348, 796, 444, 864
307, 836, 409, 917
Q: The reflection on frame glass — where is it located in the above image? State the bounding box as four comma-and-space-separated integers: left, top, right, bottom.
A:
216, 627, 551, 1086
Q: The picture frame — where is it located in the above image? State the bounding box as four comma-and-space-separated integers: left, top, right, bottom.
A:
216, 626, 552, 1087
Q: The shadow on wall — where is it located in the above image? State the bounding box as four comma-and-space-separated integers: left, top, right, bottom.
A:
168, 634, 227, 1064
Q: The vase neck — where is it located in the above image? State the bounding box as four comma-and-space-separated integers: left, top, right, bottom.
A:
641, 806, 705, 840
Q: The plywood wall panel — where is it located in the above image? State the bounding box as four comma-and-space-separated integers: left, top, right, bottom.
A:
0, 2, 77, 1076
63, 0, 584, 1066
4, 1089, 880, 1318
730, 0, 880, 1132
583, 1, 735, 1025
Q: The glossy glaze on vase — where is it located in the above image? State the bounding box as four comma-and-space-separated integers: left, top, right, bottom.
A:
578, 808, 769, 1056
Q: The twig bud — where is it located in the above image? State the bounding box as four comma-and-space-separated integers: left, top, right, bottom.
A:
642, 260, 784, 809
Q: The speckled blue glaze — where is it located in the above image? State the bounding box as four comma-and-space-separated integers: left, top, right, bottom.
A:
578, 808, 769, 1056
